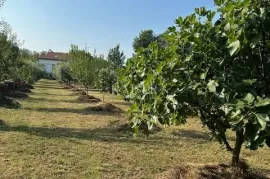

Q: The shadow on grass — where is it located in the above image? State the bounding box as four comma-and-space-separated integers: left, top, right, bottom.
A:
23, 106, 124, 116
172, 130, 210, 141
111, 101, 132, 106
34, 85, 66, 90
31, 92, 71, 97
25, 97, 87, 104
0, 123, 209, 147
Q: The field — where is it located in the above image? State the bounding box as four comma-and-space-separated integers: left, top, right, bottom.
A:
0, 79, 269, 179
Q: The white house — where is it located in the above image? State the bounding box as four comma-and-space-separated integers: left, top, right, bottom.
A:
38, 51, 67, 74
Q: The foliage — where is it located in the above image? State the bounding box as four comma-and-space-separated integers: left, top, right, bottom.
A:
98, 68, 116, 94
16, 61, 46, 84
107, 44, 125, 69
0, 23, 20, 81
53, 62, 73, 84
118, 0, 270, 166
132, 30, 157, 52
69, 44, 111, 94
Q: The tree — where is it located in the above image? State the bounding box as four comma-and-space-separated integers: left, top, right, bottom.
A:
132, 30, 156, 51
107, 44, 125, 69
99, 68, 116, 95
0, 22, 20, 81
118, 0, 270, 167
69, 44, 110, 95
53, 62, 73, 85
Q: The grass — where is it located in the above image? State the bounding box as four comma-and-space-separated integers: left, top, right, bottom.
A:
0, 79, 269, 179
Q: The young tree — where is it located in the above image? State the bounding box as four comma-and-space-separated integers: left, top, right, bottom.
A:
118, 0, 270, 167
99, 68, 116, 101
53, 62, 73, 85
107, 44, 125, 69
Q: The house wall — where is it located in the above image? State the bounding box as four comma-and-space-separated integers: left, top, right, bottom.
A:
38, 59, 60, 73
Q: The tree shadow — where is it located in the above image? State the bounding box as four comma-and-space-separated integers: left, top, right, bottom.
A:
23, 106, 124, 116
31, 92, 71, 97
0, 124, 187, 147
34, 86, 66, 90
172, 130, 235, 141
111, 101, 132, 106
25, 97, 88, 104
172, 130, 211, 141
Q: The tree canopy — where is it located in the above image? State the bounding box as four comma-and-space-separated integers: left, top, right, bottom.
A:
118, 0, 270, 166
107, 44, 125, 69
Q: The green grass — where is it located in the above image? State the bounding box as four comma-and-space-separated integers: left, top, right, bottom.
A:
0, 79, 269, 179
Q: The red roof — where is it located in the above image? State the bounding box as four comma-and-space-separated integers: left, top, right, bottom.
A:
38, 51, 68, 61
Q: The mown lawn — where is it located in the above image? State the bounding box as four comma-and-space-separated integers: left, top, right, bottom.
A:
0, 79, 269, 179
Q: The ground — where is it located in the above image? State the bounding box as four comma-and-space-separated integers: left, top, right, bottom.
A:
0, 79, 269, 179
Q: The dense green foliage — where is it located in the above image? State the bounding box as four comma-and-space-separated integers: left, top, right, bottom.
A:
132, 29, 167, 52
98, 68, 116, 94
132, 30, 157, 52
52, 62, 73, 85
0, 21, 45, 84
118, 0, 270, 166
107, 44, 125, 69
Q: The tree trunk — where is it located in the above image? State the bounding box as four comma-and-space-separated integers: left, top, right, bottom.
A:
232, 129, 244, 167
12, 81, 15, 93
85, 87, 88, 96
103, 92, 105, 103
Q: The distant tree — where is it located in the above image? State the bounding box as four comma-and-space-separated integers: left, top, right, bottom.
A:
107, 44, 125, 69
53, 62, 73, 85
132, 29, 157, 51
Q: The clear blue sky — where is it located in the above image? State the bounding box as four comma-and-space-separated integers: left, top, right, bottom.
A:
1, 0, 215, 58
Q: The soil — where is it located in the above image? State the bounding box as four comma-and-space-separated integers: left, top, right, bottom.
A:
0, 95, 20, 108
88, 103, 122, 112
155, 163, 270, 179
76, 95, 101, 102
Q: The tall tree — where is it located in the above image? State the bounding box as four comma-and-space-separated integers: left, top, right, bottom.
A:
107, 44, 125, 69
132, 29, 156, 51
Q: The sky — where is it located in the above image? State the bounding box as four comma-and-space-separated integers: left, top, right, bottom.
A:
0, 0, 215, 58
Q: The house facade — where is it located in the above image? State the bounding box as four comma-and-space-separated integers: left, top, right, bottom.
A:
38, 51, 67, 74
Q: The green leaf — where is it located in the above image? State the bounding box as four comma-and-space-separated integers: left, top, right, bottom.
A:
207, 80, 219, 92
243, 93, 255, 104
166, 95, 178, 105
228, 40, 240, 56
254, 113, 269, 130
144, 73, 154, 88
175, 17, 183, 26
214, 0, 224, 6
200, 72, 207, 80
224, 23, 230, 31
255, 98, 270, 107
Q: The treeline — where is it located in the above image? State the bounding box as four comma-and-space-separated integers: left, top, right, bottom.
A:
52, 44, 125, 96
0, 19, 47, 108
117, 0, 270, 167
